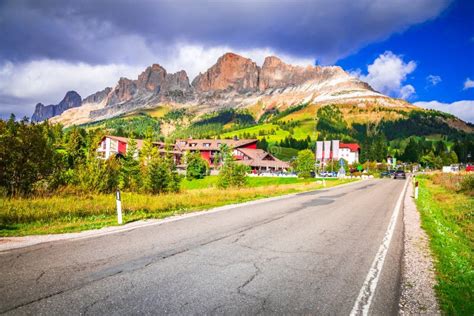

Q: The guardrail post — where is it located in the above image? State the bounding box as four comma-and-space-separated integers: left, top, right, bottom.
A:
116, 189, 123, 225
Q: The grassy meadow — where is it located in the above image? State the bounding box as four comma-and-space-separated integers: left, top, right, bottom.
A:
416, 173, 473, 315
0, 177, 354, 237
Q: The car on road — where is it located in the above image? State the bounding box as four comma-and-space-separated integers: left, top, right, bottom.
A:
393, 170, 406, 179
381, 171, 394, 178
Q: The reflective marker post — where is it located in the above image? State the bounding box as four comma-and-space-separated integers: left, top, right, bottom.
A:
414, 181, 419, 200
116, 189, 123, 225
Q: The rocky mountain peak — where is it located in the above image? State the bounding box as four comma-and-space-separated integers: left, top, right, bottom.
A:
83, 87, 112, 104
31, 91, 82, 122
192, 52, 259, 93
137, 64, 167, 92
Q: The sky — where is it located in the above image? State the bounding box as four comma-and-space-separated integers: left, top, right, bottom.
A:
0, 0, 473, 122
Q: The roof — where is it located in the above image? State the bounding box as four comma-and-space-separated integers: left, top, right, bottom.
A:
237, 148, 270, 161
175, 138, 257, 151
103, 135, 180, 154
340, 143, 360, 152
235, 148, 290, 169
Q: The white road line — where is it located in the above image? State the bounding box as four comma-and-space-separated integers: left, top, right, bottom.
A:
350, 178, 409, 316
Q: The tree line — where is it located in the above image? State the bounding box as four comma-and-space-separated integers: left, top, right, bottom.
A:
0, 115, 251, 197
0, 116, 179, 197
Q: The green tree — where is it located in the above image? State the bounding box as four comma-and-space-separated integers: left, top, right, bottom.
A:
119, 137, 141, 191
217, 144, 248, 188
0, 117, 58, 196
401, 138, 420, 163
144, 148, 182, 194
294, 149, 315, 178
186, 151, 209, 180
257, 137, 269, 151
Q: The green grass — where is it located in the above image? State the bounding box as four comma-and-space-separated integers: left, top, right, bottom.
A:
220, 123, 290, 142
267, 146, 299, 161
181, 176, 318, 190
416, 175, 473, 315
0, 178, 355, 237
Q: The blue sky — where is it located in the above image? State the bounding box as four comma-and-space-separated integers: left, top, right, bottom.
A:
337, 0, 474, 104
0, 0, 472, 121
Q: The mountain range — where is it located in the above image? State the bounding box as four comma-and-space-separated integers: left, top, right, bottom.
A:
33, 52, 426, 128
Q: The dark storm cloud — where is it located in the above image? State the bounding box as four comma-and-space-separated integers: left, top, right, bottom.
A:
0, 0, 451, 65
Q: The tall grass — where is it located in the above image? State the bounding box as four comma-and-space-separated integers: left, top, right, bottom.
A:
0, 179, 353, 236
416, 174, 473, 315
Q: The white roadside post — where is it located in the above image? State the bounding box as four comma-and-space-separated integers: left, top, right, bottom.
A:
116, 189, 123, 225
414, 181, 419, 200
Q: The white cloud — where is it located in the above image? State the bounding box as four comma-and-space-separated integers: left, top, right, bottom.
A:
400, 85, 416, 99
414, 100, 474, 123
463, 78, 474, 90
426, 74, 442, 86
357, 51, 417, 99
0, 60, 143, 105
0, 44, 314, 117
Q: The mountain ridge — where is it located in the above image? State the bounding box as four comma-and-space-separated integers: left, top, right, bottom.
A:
34, 52, 469, 133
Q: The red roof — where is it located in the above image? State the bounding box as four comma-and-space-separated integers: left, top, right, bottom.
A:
340, 143, 360, 152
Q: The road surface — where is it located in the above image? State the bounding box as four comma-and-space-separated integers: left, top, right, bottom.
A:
0, 179, 407, 315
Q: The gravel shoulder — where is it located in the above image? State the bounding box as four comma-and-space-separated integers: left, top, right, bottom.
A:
399, 180, 440, 315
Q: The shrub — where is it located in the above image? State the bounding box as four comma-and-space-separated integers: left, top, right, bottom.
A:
217, 144, 249, 188
460, 174, 474, 195
186, 151, 209, 180
294, 149, 315, 178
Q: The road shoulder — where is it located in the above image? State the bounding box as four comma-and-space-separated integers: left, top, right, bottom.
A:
399, 180, 440, 315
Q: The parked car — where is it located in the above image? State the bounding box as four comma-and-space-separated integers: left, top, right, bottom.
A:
393, 170, 406, 179
381, 171, 394, 178
318, 171, 337, 178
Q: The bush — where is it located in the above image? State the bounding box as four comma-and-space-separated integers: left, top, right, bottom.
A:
294, 149, 315, 178
217, 144, 249, 188
186, 151, 209, 180
76, 157, 121, 194
460, 174, 474, 195
144, 154, 181, 194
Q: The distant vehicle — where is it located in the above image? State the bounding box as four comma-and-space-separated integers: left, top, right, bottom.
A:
380, 171, 394, 178
319, 171, 337, 178
466, 164, 473, 172
393, 170, 406, 179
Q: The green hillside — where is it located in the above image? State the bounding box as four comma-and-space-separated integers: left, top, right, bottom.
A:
76, 102, 473, 164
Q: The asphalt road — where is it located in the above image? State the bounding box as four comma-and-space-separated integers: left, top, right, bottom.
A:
0, 179, 407, 315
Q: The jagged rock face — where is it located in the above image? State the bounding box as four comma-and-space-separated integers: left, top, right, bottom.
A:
163, 70, 192, 91
83, 87, 112, 104
137, 64, 167, 92
31, 91, 82, 122
104, 65, 192, 108
106, 78, 137, 106
192, 53, 259, 93
259, 56, 349, 90
40, 52, 391, 126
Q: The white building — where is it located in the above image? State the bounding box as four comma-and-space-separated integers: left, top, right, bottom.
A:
338, 143, 360, 165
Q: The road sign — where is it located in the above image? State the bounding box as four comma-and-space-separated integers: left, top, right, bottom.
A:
339, 158, 345, 167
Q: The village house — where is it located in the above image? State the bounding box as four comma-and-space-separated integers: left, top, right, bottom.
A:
175, 138, 290, 172
98, 136, 290, 172
97, 135, 182, 163
338, 143, 360, 164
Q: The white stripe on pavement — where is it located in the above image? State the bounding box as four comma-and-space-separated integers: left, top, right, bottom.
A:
350, 178, 409, 315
